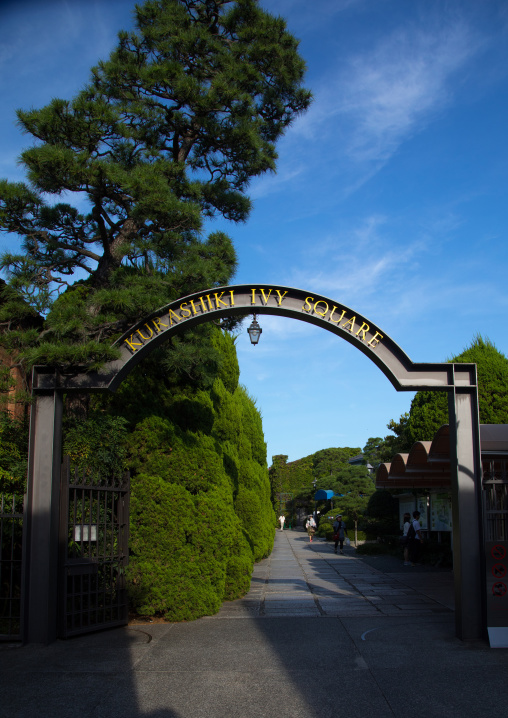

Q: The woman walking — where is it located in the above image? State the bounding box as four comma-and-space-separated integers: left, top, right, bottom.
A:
305, 515, 316, 542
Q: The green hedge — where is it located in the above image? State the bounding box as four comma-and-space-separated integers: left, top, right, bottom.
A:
128, 474, 232, 619
117, 329, 274, 621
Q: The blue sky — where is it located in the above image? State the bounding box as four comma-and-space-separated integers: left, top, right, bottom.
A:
1, 0, 507, 463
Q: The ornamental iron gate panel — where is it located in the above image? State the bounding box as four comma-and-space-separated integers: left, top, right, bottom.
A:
58, 456, 130, 638
0, 493, 24, 640
482, 459, 508, 646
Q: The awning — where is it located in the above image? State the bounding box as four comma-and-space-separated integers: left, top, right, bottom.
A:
314, 489, 334, 500
375, 425, 508, 490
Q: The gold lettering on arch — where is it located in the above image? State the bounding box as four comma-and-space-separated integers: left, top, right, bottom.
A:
314, 300, 329, 317
122, 287, 385, 354
329, 306, 346, 324
341, 315, 356, 333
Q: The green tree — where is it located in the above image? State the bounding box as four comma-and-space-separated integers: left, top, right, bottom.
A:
269, 454, 290, 511
407, 336, 508, 445
366, 336, 508, 464
362, 437, 389, 468
0, 413, 29, 493
364, 490, 399, 538
0, 1, 307, 621
269, 447, 362, 521
312, 447, 361, 479
329, 465, 375, 546
0, 0, 311, 373
363, 414, 410, 466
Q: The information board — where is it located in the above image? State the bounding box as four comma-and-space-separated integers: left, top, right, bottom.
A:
430, 493, 452, 531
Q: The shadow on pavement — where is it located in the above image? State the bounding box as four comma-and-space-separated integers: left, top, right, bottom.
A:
1, 528, 508, 718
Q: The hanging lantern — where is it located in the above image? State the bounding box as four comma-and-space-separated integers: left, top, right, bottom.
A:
247, 314, 262, 345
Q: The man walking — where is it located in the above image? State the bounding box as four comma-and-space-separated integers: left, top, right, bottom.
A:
333, 514, 347, 554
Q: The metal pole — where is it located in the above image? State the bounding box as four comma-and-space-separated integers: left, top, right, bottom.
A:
22, 379, 63, 644
448, 366, 484, 640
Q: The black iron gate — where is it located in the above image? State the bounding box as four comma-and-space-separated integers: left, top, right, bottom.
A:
482, 458, 508, 645
0, 493, 24, 640
58, 456, 130, 638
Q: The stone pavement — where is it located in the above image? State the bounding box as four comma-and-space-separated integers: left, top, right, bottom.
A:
213, 529, 453, 619
2, 528, 508, 718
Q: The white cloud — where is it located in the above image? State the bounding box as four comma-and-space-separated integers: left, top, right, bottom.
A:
246, 12, 485, 205
341, 22, 482, 163
249, 166, 305, 200
282, 214, 427, 305
287, 15, 484, 171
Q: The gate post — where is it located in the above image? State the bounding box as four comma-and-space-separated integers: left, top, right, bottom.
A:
22, 370, 63, 644
448, 364, 484, 640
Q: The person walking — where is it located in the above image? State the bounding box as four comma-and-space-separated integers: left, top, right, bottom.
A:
402, 512, 411, 566
305, 515, 316, 542
407, 510, 423, 565
333, 514, 347, 554
279, 514, 285, 531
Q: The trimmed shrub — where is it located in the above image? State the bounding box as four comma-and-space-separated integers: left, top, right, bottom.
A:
0, 413, 29, 492
118, 328, 272, 621
316, 521, 334, 540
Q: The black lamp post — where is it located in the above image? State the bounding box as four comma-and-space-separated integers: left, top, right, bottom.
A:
247, 314, 262, 345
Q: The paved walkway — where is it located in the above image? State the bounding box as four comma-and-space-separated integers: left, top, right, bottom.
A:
2, 529, 508, 718
214, 529, 453, 619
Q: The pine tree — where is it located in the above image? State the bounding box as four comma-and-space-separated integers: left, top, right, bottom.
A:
0, 0, 311, 374
329, 465, 375, 546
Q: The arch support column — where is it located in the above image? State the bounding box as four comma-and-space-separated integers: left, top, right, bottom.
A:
448, 365, 484, 640
22, 371, 63, 644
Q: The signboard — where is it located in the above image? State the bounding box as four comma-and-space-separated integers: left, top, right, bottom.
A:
486, 541, 508, 647
430, 493, 452, 531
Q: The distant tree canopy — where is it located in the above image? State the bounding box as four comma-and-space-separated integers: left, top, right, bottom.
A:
363, 335, 508, 464
312, 447, 362, 479
329, 465, 376, 537
362, 414, 410, 467
326, 464, 374, 499
0, 0, 311, 376
269, 446, 361, 508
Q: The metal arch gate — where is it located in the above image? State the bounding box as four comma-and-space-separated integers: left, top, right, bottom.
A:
58, 456, 130, 638
23, 284, 484, 644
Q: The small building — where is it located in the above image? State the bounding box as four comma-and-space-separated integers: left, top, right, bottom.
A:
375, 424, 508, 540
348, 453, 374, 474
